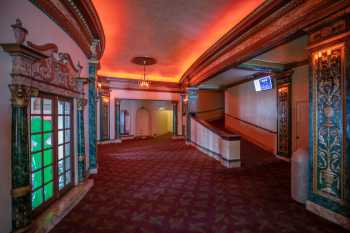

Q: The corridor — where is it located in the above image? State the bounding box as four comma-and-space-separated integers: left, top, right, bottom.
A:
51, 136, 346, 233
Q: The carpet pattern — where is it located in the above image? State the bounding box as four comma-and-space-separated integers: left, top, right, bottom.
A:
50, 136, 347, 233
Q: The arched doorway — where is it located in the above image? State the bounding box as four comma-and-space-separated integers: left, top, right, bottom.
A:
136, 107, 151, 137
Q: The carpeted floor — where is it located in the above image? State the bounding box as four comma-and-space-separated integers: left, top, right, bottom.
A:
51, 136, 347, 233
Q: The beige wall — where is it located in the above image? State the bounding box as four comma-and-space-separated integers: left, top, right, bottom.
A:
0, 1, 89, 232
225, 80, 277, 153
109, 89, 182, 138
224, 65, 309, 155
196, 90, 224, 120
118, 100, 174, 137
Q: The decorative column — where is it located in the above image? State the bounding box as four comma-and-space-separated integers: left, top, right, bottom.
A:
77, 98, 87, 183
172, 101, 178, 137
186, 87, 198, 143
115, 99, 121, 140
9, 84, 36, 232
276, 71, 293, 158
88, 39, 99, 174
305, 17, 350, 228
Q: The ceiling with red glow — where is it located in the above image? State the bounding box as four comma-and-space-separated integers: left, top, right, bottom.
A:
93, 0, 264, 83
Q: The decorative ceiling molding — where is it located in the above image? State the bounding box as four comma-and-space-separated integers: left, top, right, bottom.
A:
181, 0, 350, 86
30, 0, 105, 59
99, 76, 182, 93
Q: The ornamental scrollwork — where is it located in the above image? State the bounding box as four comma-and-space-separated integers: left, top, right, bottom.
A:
313, 44, 344, 201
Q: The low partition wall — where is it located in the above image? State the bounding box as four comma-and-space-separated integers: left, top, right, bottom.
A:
225, 114, 277, 154
190, 116, 241, 168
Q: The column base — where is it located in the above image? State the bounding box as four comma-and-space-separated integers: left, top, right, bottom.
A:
306, 201, 350, 230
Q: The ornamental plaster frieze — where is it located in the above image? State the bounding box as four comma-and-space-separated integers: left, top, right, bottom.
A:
1, 19, 85, 99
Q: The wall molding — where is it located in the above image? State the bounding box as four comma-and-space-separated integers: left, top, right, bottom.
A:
29, 0, 105, 59
181, 0, 350, 86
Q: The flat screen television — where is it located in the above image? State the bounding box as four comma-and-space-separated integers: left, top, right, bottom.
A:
254, 76, 273, 92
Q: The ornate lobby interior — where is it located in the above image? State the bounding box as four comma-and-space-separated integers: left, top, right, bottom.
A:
0, 1, 349, 233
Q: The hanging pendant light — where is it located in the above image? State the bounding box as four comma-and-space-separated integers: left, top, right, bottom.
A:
131, 56, 156, 88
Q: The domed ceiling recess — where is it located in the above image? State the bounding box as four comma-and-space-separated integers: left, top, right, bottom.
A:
93, 0, 264, 83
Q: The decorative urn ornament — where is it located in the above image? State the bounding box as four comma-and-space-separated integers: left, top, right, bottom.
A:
11, 19, 28, 44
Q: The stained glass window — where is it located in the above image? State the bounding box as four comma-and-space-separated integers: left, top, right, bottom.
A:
30, 97, 54, 210
30, 96, 74, 212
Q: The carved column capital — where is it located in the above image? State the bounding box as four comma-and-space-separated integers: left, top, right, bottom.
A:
77, 98, 87, 111
9, 84, 38, 107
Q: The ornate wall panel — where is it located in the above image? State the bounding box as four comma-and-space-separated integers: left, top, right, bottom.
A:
311, 44, 345, 202
277, 82, 291, 158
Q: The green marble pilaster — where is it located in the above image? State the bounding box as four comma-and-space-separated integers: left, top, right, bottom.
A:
9, 84, 35, 232
77, 98, 86, 183
88, 59, 98, 173
172, 101, 178, 136
115, 100, 121, 140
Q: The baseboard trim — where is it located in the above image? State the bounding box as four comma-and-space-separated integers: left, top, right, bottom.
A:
172, 135, 185, 140
306, 201, 350, 230
32, 179, 94, 233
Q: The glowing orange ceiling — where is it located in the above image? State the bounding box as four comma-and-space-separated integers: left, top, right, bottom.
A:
93, 0, 264, 83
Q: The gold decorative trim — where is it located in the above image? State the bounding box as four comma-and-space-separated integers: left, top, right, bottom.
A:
12, 185, 31, 198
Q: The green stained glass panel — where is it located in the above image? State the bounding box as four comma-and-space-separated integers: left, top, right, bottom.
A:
43, 149, 53, 166
44, 182, 53, 200
44, 133, 52, 149
43, 116, 52, 131
32, 170, 42, 190
31, 152, 42, 171
44, 166, 53, 183
31, 134, 42, 152
31, 116, 42, 133
32, 188, 43, 209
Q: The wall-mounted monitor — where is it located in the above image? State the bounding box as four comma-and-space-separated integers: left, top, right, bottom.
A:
254, 76, 273, 92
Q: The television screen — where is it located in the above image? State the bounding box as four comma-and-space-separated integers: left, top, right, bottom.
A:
254, 76, 273, 91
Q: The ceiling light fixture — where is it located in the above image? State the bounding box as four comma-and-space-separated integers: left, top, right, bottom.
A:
131, 56, 157, 88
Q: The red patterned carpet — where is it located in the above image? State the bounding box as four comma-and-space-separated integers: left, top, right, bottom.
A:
51, 136, 347, 233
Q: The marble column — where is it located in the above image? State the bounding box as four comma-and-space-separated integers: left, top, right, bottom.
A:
9, 84, 36, 232
172, 101, 178, 137
115, 100, 121, 140
88, 58, 98, 173
77, 98, 87, 183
